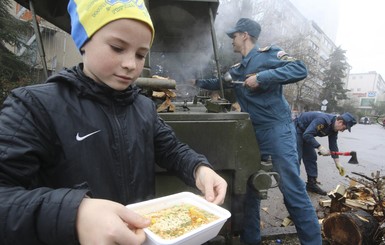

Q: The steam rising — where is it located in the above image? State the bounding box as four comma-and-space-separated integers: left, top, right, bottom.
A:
150, 1, 242, 86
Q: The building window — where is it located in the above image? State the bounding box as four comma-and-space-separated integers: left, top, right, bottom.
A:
360, 98, 375, 107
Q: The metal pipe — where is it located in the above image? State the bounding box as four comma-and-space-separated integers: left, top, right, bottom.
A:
134, 77, 176, 89
208, 7, 225, 99
29, 0, 48, 80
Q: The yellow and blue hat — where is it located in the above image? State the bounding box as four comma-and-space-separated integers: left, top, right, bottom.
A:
68, 0, 155, 50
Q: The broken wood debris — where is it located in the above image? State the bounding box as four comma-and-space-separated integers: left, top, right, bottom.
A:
154, 88, 176, 112
281, 216, 293, 227
141, 75, 177, 113
319, 199, 331, 208
321, 171, 385, 245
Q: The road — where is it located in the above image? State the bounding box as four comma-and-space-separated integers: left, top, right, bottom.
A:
260, 122, 385, 229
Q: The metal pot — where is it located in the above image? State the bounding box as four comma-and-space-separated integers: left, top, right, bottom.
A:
223, 72, 233, 83
223, 72, 244, 84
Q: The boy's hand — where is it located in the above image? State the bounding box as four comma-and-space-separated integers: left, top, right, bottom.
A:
77, 198, 150, 245
195, 166, 227, 205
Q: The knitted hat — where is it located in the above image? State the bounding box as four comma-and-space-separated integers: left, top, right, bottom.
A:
68, 0, 155, 50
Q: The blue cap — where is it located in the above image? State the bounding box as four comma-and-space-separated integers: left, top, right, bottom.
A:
226, 18, 261, 38
341, 112, 357, 132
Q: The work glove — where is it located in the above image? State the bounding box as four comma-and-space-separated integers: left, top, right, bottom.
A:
318, 145, 331, 156
334, 159, 345, 176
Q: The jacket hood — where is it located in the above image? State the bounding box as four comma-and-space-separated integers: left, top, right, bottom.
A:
46, 64, 140, 106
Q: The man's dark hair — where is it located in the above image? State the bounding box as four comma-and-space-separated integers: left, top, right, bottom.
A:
336, 116, 345, 123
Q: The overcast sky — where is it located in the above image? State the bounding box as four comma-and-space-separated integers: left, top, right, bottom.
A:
290, 0, 385, 78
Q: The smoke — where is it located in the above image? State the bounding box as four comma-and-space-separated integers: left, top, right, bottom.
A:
147, 0, 269, 100
150, 4, 217, 84
149, 1, 244, 87
214, 1, 245, 37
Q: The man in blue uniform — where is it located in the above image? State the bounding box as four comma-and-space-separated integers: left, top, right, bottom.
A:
295, 111, 357, 195
191, 18, 322, 245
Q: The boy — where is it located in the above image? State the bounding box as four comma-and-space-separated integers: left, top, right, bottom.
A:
0, 0, 227, 244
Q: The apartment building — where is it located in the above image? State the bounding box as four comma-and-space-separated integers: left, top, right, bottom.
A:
345, 72, 385, 114
249, 0, 338, 112
9, 1, 81, 81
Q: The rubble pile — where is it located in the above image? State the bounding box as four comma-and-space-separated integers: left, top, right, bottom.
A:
319, 171, 385, 245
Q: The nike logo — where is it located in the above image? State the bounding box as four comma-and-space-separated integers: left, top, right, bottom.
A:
76, 130, 101, 141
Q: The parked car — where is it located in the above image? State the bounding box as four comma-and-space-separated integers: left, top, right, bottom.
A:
359, 116, 371, 124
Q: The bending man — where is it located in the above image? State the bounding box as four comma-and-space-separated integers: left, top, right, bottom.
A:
294, 111, 357, 195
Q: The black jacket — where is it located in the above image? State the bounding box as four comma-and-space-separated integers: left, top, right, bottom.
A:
0, 64, 210, 245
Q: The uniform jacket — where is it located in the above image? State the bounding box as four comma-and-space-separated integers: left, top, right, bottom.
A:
0, 64, 210, 245
295, 111, 339, 158
196, 45, 307, 130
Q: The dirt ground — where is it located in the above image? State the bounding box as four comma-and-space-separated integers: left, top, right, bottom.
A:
261, 230, 301, 244
259, 222, 331, 244
262, 237, 331, 245
258, 176, 337, 244
261, 237, 300, 245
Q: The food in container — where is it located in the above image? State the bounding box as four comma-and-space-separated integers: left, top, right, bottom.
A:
145, 203, 219, 239
126, 192, 231, 245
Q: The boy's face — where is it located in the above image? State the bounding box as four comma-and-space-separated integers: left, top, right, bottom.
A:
81, 19, 152, 91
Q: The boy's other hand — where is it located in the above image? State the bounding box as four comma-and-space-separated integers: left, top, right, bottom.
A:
195, 166, 227, 205
77, 198, 150, 245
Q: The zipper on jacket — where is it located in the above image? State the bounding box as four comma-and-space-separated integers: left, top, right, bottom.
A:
112, 104, 130, 204
100, 104, 130, 203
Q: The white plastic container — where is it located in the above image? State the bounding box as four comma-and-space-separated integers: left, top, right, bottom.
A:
126, 192, 231, 245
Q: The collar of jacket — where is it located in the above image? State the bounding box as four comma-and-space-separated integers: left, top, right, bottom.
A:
47, 63, 139, 106
241, 47, 260, 68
